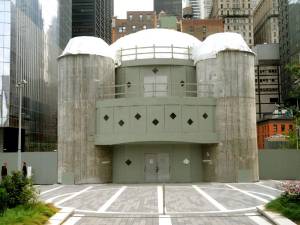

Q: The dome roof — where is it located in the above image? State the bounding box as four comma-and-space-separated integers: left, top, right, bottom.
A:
110, 29, 202, 62
193, 32, 254, 62
60, 36, 113, 59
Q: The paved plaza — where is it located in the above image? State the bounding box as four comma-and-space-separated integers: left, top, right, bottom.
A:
38, 180, 283, 225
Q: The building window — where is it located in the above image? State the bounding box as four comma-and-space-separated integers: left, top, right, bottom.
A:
147, 15, 151, 20
118, 27, 123, 33
289, 125, 293, 131
273, 124, 277, 133
129, 15, 133, 21
270, 98, 278, 103
132, 25, 136, 30
281, 124, 285, 132
139, 15, 143, 21
143, 25, 147, 29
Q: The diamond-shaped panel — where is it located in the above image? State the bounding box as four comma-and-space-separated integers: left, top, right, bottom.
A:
203, 113, 208, 119
152, 119, 159, 126
118, 120, 125, 126
125, 159, 132, 166
103, 115, 109, 121
180, 80, 185, 87
127, 81, 131, 88
187, 118, 194, 125
135, 113, 141, 120
152, 67, 159, 73
170, 113, 176, 120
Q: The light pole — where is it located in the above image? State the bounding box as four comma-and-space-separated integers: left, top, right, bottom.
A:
16, 79, 27, 171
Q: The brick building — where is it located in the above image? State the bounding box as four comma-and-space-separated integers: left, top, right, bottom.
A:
180, 19, 224, 41
112, 11, 157, 43
257, 116, 294, 149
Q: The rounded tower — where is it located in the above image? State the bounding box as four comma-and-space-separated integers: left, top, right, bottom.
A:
194, 33, 259, 182
58, 37, 115, 184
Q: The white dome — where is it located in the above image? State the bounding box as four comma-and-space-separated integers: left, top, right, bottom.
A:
193, 32, 253, 62
110, 29, 202, 62
61, 36, 113, 59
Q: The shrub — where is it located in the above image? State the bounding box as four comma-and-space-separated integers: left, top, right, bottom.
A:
0, 187, 8, 215
1, 171, 37, 208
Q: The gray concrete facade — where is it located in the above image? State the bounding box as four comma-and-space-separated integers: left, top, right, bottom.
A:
58, 54, 114, 184
196, 51, 259, 182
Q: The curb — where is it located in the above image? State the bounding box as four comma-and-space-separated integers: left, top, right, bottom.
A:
46, 207, 75, 225
257, 206, 297, 225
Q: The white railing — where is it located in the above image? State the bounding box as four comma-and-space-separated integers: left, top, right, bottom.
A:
116, 45, 193, 62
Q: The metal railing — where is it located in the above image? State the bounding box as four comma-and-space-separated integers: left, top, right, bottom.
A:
116, 45, 193, 62
97, 82, 214, 99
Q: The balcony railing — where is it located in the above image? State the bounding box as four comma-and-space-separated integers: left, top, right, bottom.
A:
115, 45, 193, 62
96, 82, 214, 99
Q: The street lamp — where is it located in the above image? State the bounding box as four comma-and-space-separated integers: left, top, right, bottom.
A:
16, 79, 27, 171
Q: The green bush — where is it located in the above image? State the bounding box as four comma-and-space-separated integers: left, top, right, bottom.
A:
1, 171, 37, 209
0, 187, 8, 215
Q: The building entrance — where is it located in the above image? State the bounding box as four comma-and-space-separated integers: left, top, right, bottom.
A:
144, 153, 170, 182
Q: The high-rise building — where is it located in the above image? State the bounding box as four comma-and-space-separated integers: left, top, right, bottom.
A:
186, 0, 213, 19
253, 44, 281, 119
278, 0, 300, 101
112, 11, 157, 43
0, 0, 72, 152
154, 0, 182, 17
253, 0, 279, 45
210, 0, 255, 47
72, 0, 113, 44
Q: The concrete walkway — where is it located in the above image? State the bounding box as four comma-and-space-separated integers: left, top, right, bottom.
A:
38, 180, 283, 225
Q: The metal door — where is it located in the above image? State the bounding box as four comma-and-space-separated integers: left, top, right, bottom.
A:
144, 154, 158, 182
157, 153, 170, 182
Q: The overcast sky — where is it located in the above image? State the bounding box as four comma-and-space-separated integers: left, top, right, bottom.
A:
114, 0, 153, 19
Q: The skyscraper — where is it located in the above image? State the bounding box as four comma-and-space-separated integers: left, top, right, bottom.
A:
186, 0, 213, 19
210, 0, 255, 47
154, 0, 182, 17
0, 0, 72, 152
278, 0, 300, 101
72, 0, 114, 44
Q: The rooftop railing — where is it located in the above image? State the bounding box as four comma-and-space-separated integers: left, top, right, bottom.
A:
116, 45, 193, 62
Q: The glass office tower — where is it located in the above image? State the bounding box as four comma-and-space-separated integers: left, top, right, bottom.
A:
278, 0, 300, 101
0, 0, 72, 152
72, 0, 114, 44
154, 0, 182, 17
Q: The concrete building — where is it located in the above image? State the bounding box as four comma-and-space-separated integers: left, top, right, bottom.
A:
72, 0, 113, 44
253, 44, 281, 119
253, 0, 279, 44
111, 11, 157, 43
210, 0, 255, 47
180, 19, 224, 41
154, 0, 182, 17
0, 0, 72, 152
278, 0, 300, 102
58, 30, 259, 184
157, 11, 179, 30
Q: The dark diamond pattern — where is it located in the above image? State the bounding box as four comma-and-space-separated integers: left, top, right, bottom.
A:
118, 120, 125, 126
170, 113, 176, 119
104, 115, 109, 121
203, 113, 208, 119
187, 118, 194, 125
152, 119, 159, 126
152, 67, 159, 73
135, 113, 141, 120
180, 80, 185, 87
125, 159, 132, 166
127, 81, 131, 88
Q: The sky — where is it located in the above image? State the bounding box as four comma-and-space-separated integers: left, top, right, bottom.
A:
114, 0, 153, 18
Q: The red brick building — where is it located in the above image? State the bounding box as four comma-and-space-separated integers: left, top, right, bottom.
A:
180, 19, 224, 41
112, 11, 157, 43
257, 118, 294, 149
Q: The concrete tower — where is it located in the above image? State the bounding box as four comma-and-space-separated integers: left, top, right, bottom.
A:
58, 37, 115, 184
195, 33, 259, 182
